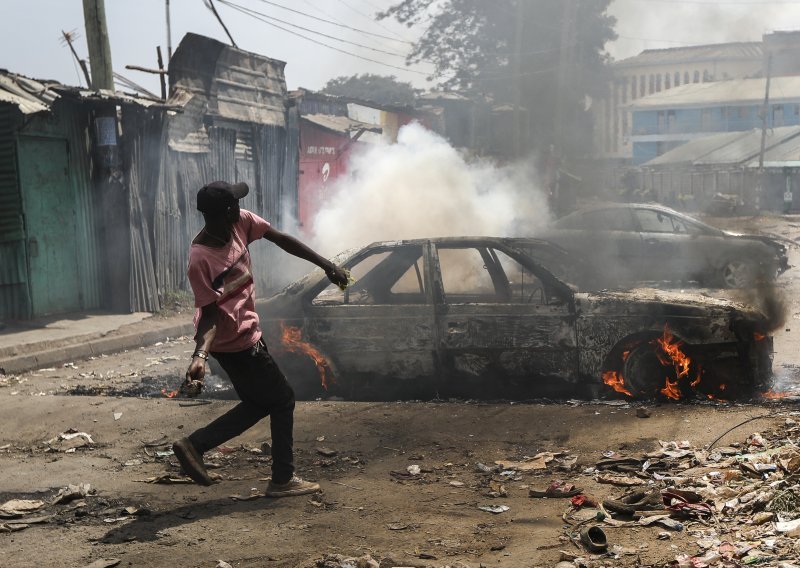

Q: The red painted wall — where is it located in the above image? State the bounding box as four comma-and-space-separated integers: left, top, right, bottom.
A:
298, 122, 353, 236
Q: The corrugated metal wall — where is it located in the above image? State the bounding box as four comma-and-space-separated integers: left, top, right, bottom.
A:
124, 107, 163, 312
0, 104, 30, 320
63, 101, 102, 312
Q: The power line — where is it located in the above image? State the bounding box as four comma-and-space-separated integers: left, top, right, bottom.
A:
248, 0, 413, 44
334, 0, 413, 42
218, 0, 412, 58
217, 0, 433, 76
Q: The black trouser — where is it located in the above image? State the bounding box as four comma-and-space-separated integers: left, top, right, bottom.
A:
188, 338, 296, 484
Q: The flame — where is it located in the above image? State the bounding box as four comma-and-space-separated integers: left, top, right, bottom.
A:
279, 322, 335, 390
660, 377, 681, 400
754, 332, 766, 341
621, 350, 631, 362
602, 371, 633, 397
656, 325, 691, 380
762, 389, 790, 399
161, 388, 178, 398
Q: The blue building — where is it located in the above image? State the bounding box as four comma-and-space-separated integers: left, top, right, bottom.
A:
628, 76, 800, 164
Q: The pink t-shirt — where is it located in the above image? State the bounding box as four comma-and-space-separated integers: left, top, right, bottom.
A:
187, 209, 271, 352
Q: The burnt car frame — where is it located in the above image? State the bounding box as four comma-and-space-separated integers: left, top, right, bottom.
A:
534, 203, 789, 289
254, 237, 773, 401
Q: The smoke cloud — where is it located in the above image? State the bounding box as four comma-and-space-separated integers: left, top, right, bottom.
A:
309, 123, 552, 256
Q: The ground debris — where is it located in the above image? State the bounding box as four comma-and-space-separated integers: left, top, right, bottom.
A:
555, 416, 800, 565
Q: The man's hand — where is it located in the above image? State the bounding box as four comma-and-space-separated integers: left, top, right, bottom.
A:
182, 357, 206, 397
325, 264, 350, 289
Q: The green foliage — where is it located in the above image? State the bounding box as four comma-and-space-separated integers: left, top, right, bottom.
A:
321, 73, 421, 107
379, 0, 617, 157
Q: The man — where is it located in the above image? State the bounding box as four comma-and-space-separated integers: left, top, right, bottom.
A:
172, 180, 348, 497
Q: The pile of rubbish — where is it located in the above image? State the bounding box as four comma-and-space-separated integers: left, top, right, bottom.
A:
528, 416, 800, 566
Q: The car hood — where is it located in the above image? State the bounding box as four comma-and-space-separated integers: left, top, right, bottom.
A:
578, 287, 767, 322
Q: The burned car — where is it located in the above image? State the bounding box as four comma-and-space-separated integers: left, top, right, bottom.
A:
534, 203, 789, 289
254, 237, 773, 402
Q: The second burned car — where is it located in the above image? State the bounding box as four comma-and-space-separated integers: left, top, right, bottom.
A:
253, 237, 773, 401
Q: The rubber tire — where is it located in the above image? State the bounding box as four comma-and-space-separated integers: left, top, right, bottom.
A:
622, 343, 676, 399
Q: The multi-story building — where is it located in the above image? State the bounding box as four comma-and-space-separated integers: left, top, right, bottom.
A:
595, 31, 800, 164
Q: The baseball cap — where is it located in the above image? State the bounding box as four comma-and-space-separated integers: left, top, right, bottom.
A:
197, 181, 249, 214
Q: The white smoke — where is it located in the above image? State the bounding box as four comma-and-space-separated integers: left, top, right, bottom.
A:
309, 123, 552, 256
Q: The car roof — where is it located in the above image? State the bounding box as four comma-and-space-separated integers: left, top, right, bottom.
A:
362, 236, 568, 249
558, 202, 723, 233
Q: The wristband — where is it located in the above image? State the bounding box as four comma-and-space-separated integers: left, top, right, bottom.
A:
192, 350, 209, 360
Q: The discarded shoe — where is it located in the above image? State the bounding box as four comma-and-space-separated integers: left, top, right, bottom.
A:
172, 438, 215, 486
579, 525, 608, 553
529, 480, 583, 498
265, 476, 321, 498
603, 489, 663, 515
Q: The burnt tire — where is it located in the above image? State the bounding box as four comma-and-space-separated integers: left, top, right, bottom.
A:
622, 343, 677, 399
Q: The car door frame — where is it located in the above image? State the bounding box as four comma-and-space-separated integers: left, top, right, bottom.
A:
301, 241, 440, 397
428, 239, 581, 396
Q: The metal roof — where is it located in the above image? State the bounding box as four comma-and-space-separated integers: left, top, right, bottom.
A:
0, 71, 60, 114
746, 130, 800, 167
614, 42, 762, 69
301, 113, 381, 134
0, 70, 177, 116
169, 33, 288, 128
629, 76, 800, 110
643, 125, 800, 167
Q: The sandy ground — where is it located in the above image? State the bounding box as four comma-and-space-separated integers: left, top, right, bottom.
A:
1, 214, 800, 568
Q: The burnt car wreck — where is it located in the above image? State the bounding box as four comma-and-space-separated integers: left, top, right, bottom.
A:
249, 237, 773, 402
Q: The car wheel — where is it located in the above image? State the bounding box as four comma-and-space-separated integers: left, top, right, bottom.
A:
622, 343, 678, 399
720, 259, 754, 288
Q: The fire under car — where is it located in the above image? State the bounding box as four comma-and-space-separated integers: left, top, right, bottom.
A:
250, 237, 773, 402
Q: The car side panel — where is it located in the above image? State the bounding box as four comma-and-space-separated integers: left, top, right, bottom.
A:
305, 304, 437, 381
438, 303, 579, 381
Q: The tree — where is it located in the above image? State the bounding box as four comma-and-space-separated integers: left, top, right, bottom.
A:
321, 73, 421, 107
379, 0, 617, 158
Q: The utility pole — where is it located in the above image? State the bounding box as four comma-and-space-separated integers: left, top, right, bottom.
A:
757, 54, 773, 212
82, 0, 114, 91
758, 54, 773, 170
83, 0, 127, 312
165, 0, 173, 59
511, 0, 524, 158
552, 0, 577, 215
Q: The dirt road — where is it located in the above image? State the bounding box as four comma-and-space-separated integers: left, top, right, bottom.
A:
1, 214, 799, 567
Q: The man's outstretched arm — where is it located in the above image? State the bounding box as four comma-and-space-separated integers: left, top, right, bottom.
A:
263, 226, 349, 287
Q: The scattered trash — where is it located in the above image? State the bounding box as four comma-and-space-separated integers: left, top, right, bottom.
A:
406, 464, 421, 475
81, 559, 121, 568
386, 522, 408, 530
478, 504, 509, 514
215, 562, 232, 568
529, 480, 583, 498
51, 483, 94, 505
316, 447, 337, 457
496, 452, 556, 471
0, 499, 45, 516
46, 429, 95, 452
113, 412, 122, 421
